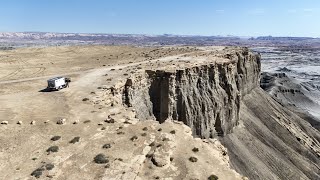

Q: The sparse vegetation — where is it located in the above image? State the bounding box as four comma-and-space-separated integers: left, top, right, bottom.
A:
94, 153, 109, 164
208, 175, 219, 180
192, 147, 199, 153
83, 120, 91, 124
105, 118, 115, 123
51, 136, 61, 141
189, 156, 198, 162
31, 167, 45, 178
130, 135, 138, 141
222, 151, 227, 156
47, 146, 59, 153
162, 137, 170, 141
103, 143, 112, 149
45, 163, 55, 171
69, 137, 80, 144
156, 144, 162, 148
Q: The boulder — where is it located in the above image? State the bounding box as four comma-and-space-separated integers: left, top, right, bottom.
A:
57, 118, 66, 125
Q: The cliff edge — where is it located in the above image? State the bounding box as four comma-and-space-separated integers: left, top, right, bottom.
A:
122, 47, 320, 179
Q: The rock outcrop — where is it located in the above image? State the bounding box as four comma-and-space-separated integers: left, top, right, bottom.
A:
123, 47, 261, 138
121, 47, 320, 179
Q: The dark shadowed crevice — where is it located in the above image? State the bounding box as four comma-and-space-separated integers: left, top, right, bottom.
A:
215, 113, 224, 137
148, 71, 170, 123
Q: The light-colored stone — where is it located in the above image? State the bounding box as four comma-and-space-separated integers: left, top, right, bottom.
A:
1, 121, 8, 125
30, 121, 36, 125
57, 118, 66, 125
17, 121, 22, 125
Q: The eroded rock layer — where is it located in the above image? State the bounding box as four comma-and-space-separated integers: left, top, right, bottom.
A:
121, 47, 320, 179
123, 48, 261, 138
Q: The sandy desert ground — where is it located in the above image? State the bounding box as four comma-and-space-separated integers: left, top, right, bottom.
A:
0, 46, 243, 180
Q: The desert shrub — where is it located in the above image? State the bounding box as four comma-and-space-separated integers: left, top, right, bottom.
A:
189, 156, 198, 162
208, 175, 219, 180
130, 135, 138, 141
123, 120, 131, 124
157, 128, 162, 132
94, 153, 109, 164
83, 120, 91, 124
170, 130, 176, 134
105, 118, 115, 123
101, 127, 106, 130
110, 69, 115, 71
45, 163, 54, 171
102, 143, 112, 149
222, 151, 227, 156
117, 131, 125, 135
149, 142, 155, 146
123, 73, 128, 76
69, 137, 80, 144
162, 137, 170, 141
31, 167, 45, 178
47, 146, 59, 153
142, 127, 148, 131
170, 157, 174, 161
50, 136, 61, 141
82, 98, 89, 101
105, 164, 110, 168
192, 147, 199, 153
141, 133, 147, 137
156, 144, 162, 148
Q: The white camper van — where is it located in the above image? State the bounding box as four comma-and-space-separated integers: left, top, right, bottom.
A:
47, 77, 70, 90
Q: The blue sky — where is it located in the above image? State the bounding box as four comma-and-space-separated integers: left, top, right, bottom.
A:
0, 0, 319, 37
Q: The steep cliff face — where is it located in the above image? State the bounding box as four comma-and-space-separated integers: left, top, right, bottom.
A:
123, 48, 260, 138
121, 47, 320, 179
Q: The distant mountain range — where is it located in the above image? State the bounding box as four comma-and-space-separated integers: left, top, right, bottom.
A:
1, 32, 320, 47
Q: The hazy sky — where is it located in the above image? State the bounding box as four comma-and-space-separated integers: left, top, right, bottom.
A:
1, 0, 319, 37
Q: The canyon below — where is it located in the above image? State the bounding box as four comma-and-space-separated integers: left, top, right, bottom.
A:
0, 43, 319, 180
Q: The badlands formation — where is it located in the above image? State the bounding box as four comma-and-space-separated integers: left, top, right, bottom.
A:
0, 46, 319, 180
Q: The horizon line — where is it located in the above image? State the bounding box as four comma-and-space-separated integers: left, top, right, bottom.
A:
0, 31, 319, 39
